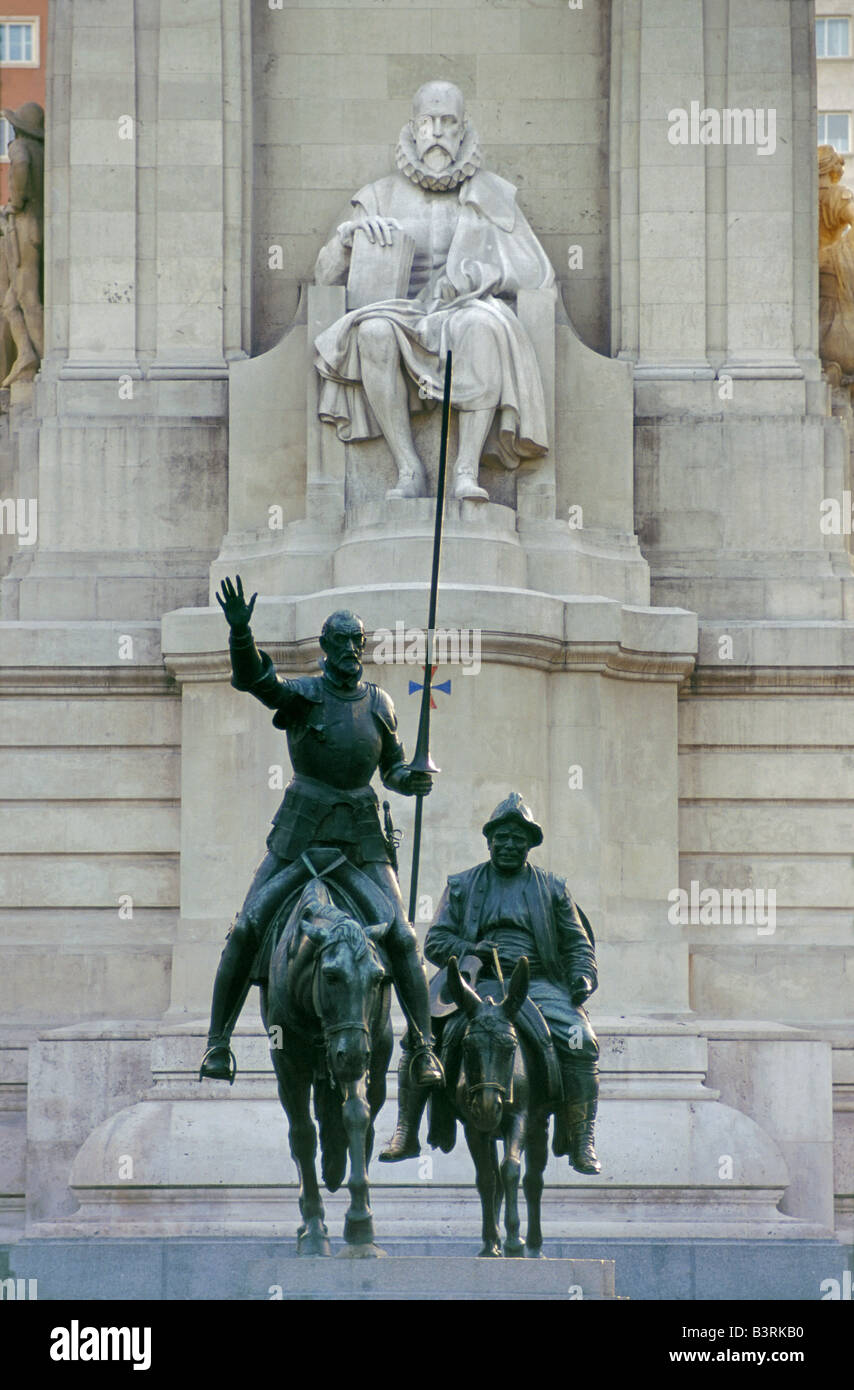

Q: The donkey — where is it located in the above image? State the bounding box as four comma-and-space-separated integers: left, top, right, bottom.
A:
444, 954, 551, 1258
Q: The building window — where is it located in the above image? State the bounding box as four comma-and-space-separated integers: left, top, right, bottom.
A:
817, 16, 851, 58
0, 117, 11, 162
0, 19, 39, 67
819, 112, 852, 152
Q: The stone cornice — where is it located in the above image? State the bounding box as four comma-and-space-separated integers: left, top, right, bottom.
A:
684, 666, 854, 696
0, 667, 177, 697
164, 634, 696, 685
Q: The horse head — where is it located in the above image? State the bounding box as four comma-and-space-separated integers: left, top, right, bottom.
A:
447, 954, 529, 1133
303, 907, 391, 1084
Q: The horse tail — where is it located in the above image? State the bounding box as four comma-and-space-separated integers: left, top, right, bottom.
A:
314, 1078, 348, 1192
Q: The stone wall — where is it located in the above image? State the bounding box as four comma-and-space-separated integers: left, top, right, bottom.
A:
0, 625, 179, 1027
679, 640, 854, 1025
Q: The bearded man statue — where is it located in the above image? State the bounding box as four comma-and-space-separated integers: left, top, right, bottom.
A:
312, 80, 555, 503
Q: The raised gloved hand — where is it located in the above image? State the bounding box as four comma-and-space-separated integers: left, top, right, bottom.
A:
216, 575, 257, 634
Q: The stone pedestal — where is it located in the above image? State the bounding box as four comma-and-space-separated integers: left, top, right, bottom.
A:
218, 278, 647, 607
21, 1017, 834, 1249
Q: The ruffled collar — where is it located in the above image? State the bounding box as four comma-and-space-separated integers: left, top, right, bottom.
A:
395, 122, 482, 192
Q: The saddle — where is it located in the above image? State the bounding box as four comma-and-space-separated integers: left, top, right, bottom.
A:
250, 847, 394, 983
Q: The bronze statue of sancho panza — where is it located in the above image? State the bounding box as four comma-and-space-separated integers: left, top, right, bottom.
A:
199, 576, 443, 1093
417, 793, 601, 1174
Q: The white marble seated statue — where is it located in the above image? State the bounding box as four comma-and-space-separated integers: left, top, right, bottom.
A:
313, 80, 555, 502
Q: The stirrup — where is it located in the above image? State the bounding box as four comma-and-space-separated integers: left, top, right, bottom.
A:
199, 1043, 237, 1085
407, 1043, 444, 1087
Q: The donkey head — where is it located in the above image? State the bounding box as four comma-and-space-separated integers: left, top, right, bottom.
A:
447, 954, 529, 1132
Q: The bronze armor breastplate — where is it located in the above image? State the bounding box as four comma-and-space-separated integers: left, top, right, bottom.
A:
286, 686, 384, 791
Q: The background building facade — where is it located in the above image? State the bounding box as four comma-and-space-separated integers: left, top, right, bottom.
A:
0, 5, 47, 203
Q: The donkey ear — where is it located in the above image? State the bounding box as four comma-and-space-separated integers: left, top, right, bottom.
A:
447, 955, 481, 1018
502, 956, 529, 1020
366, 921, 391, 943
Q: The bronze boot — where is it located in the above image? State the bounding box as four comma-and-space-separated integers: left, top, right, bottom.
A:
390, 946, 445, 1086
379, 1054, 427, 1161
198, 919, 253, 1082
565, 1100, 601, 1175
561, 1059, 602, 1174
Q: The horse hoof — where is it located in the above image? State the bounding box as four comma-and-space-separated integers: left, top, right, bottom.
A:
504, 1243, 525, 1259
526, 1246, 546, 1259
336, 1243, 388, 1259
297, 1230, 331, 1258
477, 1245, 503, 1259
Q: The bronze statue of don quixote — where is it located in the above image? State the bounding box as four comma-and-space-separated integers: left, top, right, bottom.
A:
198, 356, 601, 1258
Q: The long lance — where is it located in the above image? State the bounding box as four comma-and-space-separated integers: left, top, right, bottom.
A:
406, 349, 452, 924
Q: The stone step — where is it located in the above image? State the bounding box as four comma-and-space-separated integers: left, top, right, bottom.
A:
4, 1242, 612, 1300
6, 1236, 849, 1300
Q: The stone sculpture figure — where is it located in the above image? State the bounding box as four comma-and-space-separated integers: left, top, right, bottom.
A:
313, 81, 555, 503
819, 144, 854, 384
0, 224, 14, 393
198, 576, 444, 1103
0, 102, 44, 387
416, 793, 602, 1175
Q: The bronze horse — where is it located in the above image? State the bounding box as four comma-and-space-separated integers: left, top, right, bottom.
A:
261, 871, 394, 1256
439, 955, 551, 1258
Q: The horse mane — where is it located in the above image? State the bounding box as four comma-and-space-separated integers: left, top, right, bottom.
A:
308, 904, 373, 962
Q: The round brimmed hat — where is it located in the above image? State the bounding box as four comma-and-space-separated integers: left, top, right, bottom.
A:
428, 954, 483, 1018
482, 792, 543, 847
2, 103, 44, 141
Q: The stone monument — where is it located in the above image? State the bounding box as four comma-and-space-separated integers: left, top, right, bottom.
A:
0, 2, 851, 1300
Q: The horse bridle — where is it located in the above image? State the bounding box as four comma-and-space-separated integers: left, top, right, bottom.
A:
310, 933, 382, 1055
462, 1020, 517, 1105
466, 1078, 511, 1101
322, 1018, 371, 1044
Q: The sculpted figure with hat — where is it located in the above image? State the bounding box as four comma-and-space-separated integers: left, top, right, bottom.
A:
382, 791, 602, 1174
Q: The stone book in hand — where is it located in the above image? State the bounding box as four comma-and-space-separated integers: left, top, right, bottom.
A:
346, 227, 415, 310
